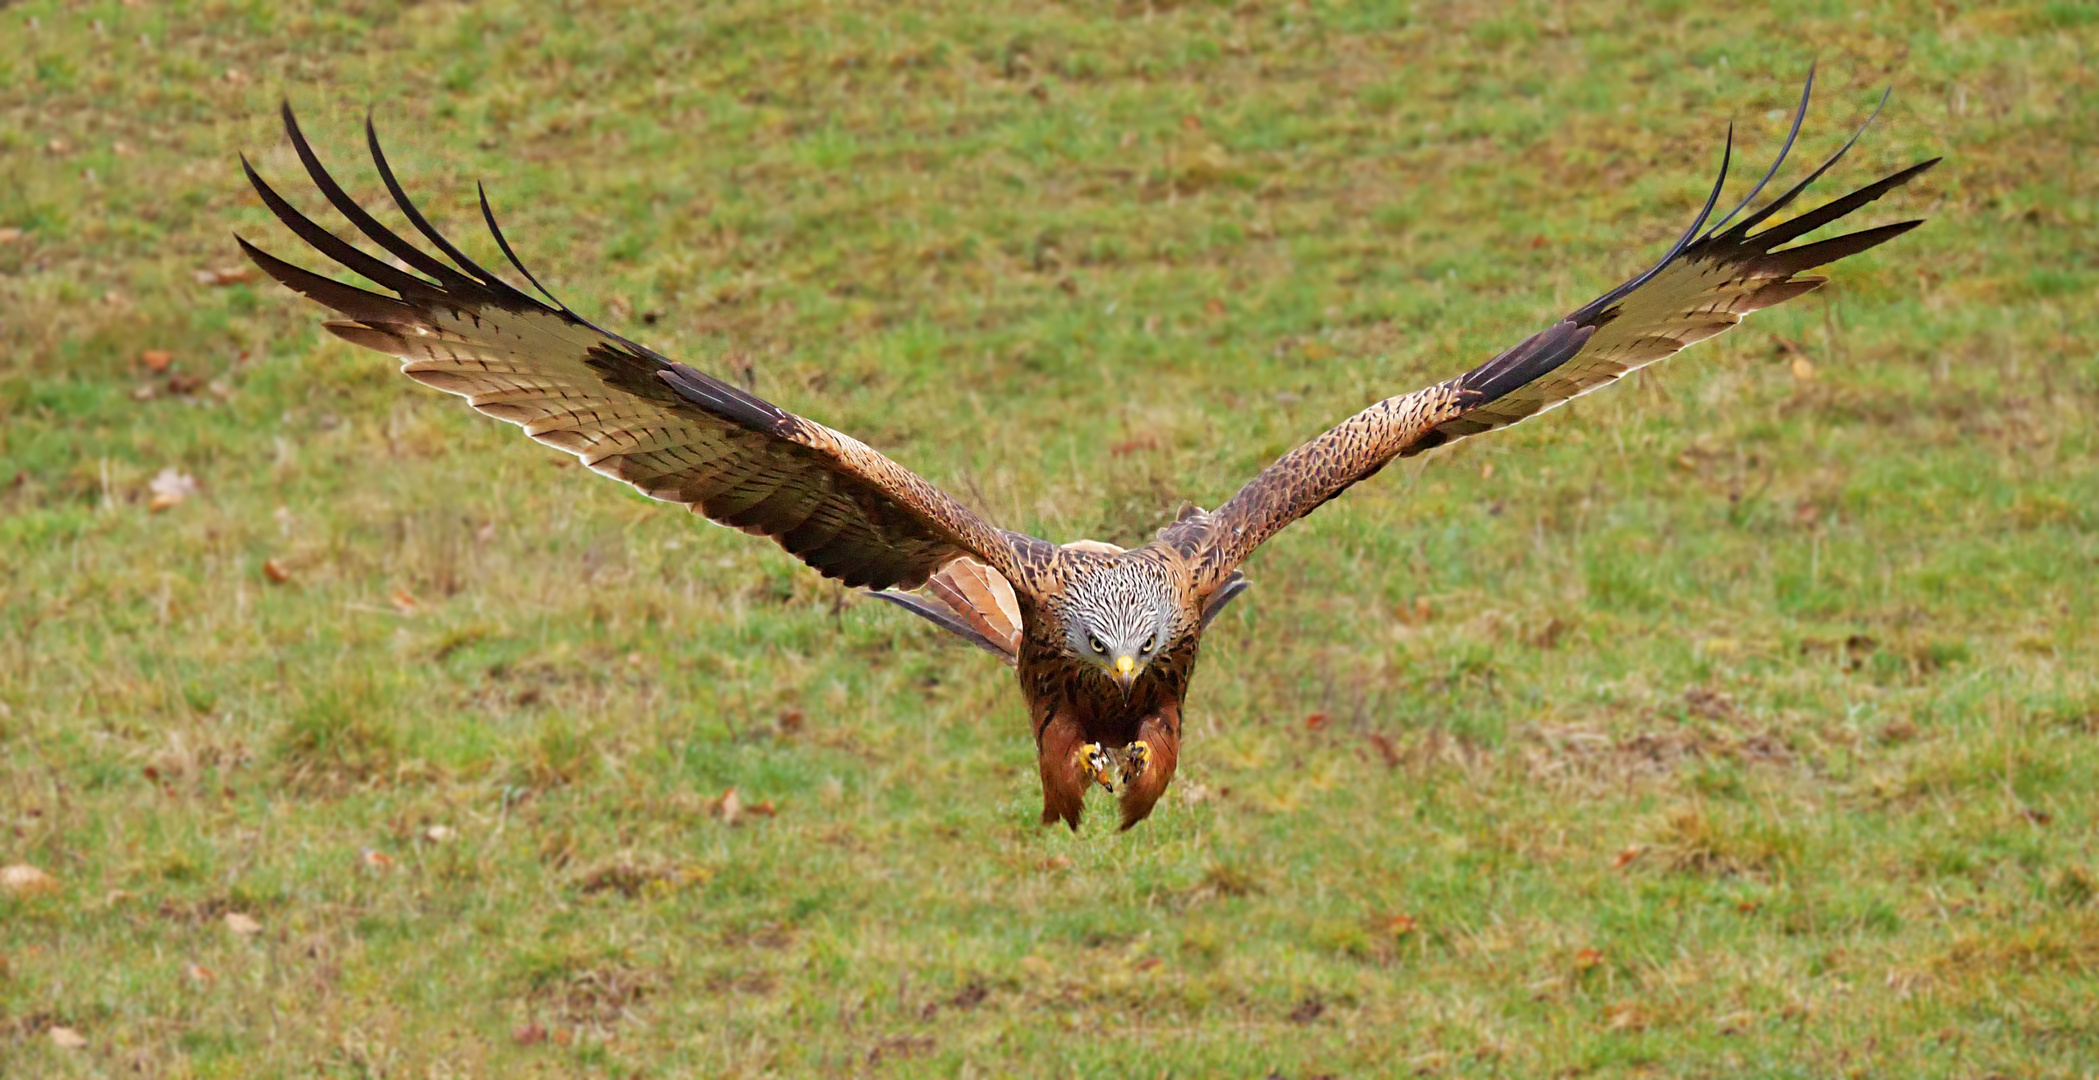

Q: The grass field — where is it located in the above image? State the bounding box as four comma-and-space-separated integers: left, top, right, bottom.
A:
4, 1, 2096, 1075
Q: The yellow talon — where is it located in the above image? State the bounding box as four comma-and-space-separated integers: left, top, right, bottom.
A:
1079, 743, 1115, 792
1122, 740, 1151, 784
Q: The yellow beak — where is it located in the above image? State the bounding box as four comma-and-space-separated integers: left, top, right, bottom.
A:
1112, 654, 1140, 697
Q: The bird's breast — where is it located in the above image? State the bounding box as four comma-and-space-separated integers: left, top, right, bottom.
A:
1018, 647, 1195, 747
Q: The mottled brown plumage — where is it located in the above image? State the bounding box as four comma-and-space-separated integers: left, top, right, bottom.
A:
240, 75, 1935, 830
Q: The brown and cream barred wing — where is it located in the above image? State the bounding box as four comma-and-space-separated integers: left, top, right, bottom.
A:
1173, 77, 1936, 596
1409, 159, 1934, 452
1407, 75, 1936, 455
1166, 382, 1470, 588
238, 104, 1021, 592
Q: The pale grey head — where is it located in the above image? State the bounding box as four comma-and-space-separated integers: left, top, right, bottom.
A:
1060, 558, 1179, 692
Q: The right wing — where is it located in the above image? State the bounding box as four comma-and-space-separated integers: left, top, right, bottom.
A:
238, 104, 1023, 592
1167, 74, 1936, 595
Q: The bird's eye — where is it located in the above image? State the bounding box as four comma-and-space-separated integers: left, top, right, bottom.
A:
1142, 635, 1156, 653
1090, 635, 1107, 654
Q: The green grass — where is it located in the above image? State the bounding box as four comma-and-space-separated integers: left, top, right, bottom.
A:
4, 0, 2096, 1075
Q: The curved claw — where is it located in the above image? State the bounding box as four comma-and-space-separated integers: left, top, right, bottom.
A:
1079, 743, 1116, 793
1121, 740, 1152, 786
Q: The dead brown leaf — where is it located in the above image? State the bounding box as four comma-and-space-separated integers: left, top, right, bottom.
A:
0, 864, 59, 896
194, 265, 258, 286
1605, 1002, 1649, 1031
1611, 844, 1644, 870
224, 911, 262, 936
49, 1026, 87, 1050
140, 348, 174, 372
0, 227, 23, 245
867, 1035, 933, 1065
262, 558, 292, 584
148, 467, 198, 512
577, 861, 678, 898
715, 787, 742, 826
1774, 334, 1816, 386
388, 587, 420, 615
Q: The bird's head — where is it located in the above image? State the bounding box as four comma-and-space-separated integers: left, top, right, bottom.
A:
1061, 558, 1178, 694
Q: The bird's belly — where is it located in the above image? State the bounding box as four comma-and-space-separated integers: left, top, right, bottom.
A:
1029, 672, 1176, 747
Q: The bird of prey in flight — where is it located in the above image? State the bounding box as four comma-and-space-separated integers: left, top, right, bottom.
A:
237, 72, 1934, 830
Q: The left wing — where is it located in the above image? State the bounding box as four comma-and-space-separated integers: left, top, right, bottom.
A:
238, 104, 1034, 592
1168, 75, 1937, 594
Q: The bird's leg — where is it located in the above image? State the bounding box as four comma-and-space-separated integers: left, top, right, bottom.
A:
1117, 708, 1182, 831
1035, 709, 1091, 830
1079, 743, 1116, 793
1120, 741, 1151, 787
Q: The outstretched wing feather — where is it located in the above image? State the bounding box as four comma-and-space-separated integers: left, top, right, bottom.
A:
240, 107, 1021, 593
1170, 83, 1934, 594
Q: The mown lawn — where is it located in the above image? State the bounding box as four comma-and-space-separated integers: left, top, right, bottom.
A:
3, 1, 2095, 1076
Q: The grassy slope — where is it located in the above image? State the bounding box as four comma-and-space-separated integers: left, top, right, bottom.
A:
3, 0, 2096, 1075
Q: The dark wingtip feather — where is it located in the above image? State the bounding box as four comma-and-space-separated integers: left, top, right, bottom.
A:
278, 102, 468, 288
1759, 218, 1925, 276
241, 150, 436, 298
1748, 156, 1939, 251
1705, 63, 1815, 240
477, 182, 572, 313
1570, 123, 1734, 324
363, 115, 543, 308
233, 233, 413, 323
1720, 85, 1894, 243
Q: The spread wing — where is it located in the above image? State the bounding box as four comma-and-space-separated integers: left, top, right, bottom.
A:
1168, 75, 1937, 594
238, 104, 1025, 592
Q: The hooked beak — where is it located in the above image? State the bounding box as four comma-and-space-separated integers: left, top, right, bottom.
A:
1112, 654, 1138, 696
